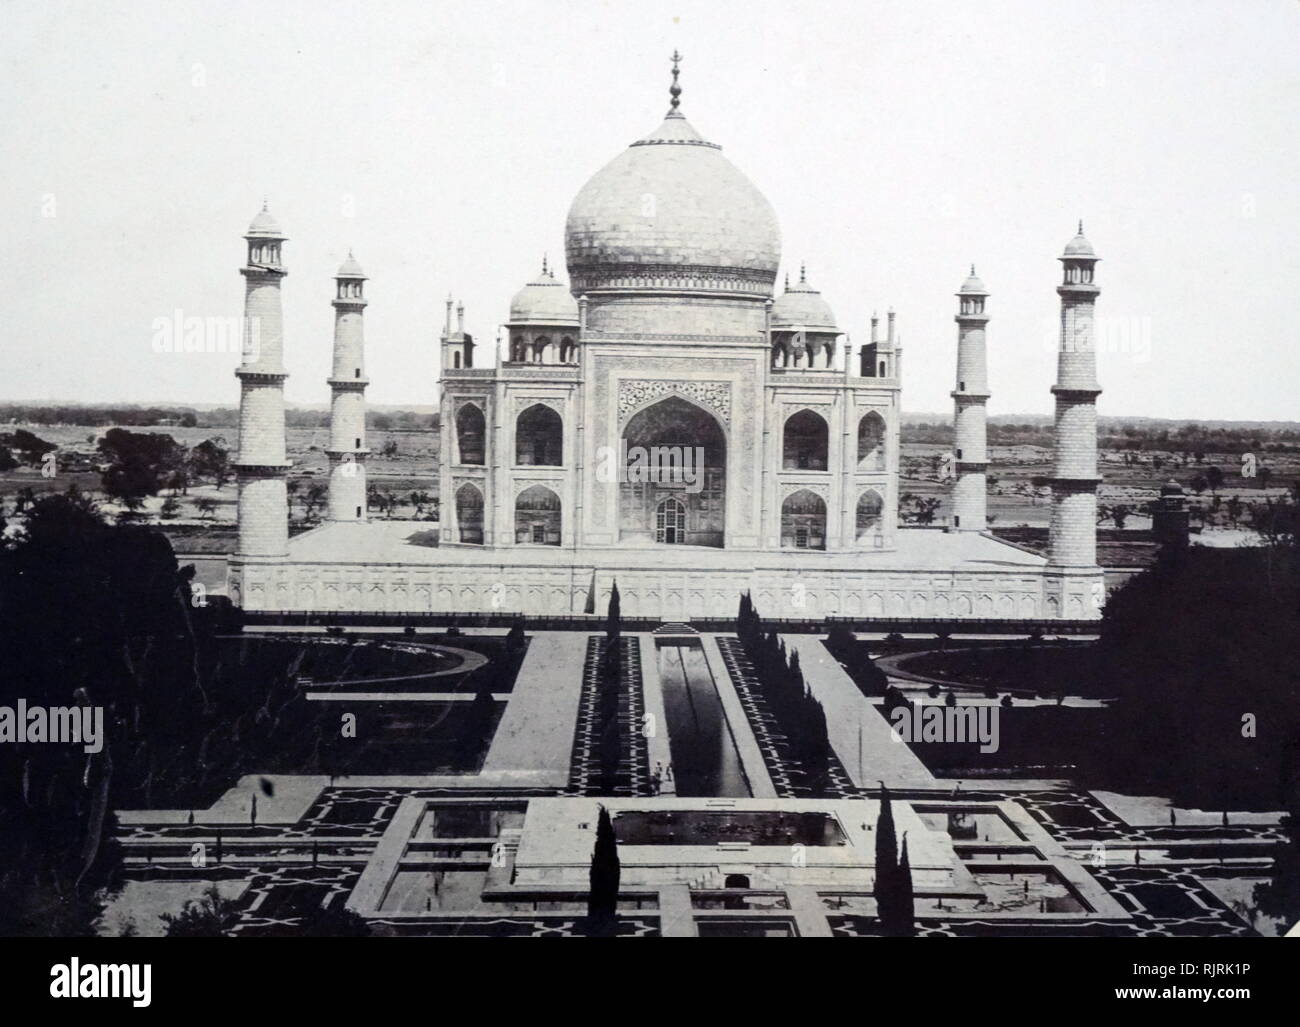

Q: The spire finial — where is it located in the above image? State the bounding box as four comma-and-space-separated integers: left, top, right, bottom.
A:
970, 263, 976, 276
799, 261, 806, 284
668, 50, 683, 114
1078, 219, 1084, 234
262, 196, 268, 212
783, 272, 789, 290
542, 253, 548, 275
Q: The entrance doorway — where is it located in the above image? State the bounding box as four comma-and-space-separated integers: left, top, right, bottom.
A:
655, 497, 686, 544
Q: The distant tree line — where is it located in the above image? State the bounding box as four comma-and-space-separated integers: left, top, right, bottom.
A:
0, 404, 437, 433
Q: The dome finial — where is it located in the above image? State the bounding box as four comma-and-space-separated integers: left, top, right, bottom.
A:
542, 253, 548, 275
668, 50, 683, 115
970, 263, 976, 276
799, 261, 806, 284
1078, 218, 1084, 234
784, 272, 789, 290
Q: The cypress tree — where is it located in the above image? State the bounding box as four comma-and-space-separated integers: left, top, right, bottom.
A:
897, 832, 916, 937
587, 805, 621, 937
874, 782, 898, 931
605, 579, 621, 641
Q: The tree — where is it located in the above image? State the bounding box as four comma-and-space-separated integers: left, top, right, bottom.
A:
895, 834, 916, 937
874, 783, 899, 930
98, 428, 185, 507
456, 682, 497, 768
302, 483, 328, 522
160, 497, 181, 519
161, 884, 239, 937
297, 902, 371, 937
1206, 466, 1225, 494
0, 428, 57, 465
1190, 475, 1208, 496
586, 805, 621, 937
188, 438, 230, 487
1092, 527, 1298, 811
606, 579, 622, 641
1112, 504, 1131, 530
195, 497, 217, 519
409, 491, 432, 519
1225, 495, 1243, 528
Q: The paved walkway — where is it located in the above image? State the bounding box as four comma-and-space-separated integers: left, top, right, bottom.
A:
637, 634, 676, 795
481, 631, 588, 787
784, 635, 935, 789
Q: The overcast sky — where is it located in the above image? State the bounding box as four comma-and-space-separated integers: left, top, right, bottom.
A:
4, 0, 1297, 419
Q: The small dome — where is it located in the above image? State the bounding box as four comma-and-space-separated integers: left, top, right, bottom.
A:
508, 263, 580, 326
771, 267, 837, 331
336, 251, 366, 278
246, 204, 284, 238
1063, 222, 1096, 258
959, 265, 987, 294
1160, 479, 1185, 496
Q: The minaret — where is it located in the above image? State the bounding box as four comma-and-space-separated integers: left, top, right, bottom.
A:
951, 267, 990, 531
327, 252, 369, 522
1048, 223, 1103, 570
234, 203, 290, 558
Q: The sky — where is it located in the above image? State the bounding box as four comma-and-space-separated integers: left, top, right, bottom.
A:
3, 0, 1298, 420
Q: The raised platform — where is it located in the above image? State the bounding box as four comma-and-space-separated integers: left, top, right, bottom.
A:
227, 521, 1103, 620
512, 797, 959, 891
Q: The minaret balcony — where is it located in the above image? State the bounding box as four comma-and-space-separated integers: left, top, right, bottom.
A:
1050, 384, 1103, 398
235, 367, 289, 383
232, 460, 293, 475
327, 376, 369, 390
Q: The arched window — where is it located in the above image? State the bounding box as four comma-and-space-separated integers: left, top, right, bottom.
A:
655, 497, 687, 544
515, 403, 562, 466
510, 335, 528, 362
856, 489, 884, 540
455, 403, 485, 465
515, 484, 561, 545
559, 336, 575, 363
781, 489, 826, 550
452, 351, 461, 369
532, 335, 550, 364
783, 410, 829, 470
455, 483, 484, 544
857, 411, 886, 471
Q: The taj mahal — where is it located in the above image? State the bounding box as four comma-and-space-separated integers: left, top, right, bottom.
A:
227, 56, 1106, 622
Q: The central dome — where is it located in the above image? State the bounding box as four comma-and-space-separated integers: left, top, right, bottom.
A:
565, 111, 781, 298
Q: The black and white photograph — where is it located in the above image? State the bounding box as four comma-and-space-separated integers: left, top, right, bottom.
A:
0, 0, 1295, 1007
